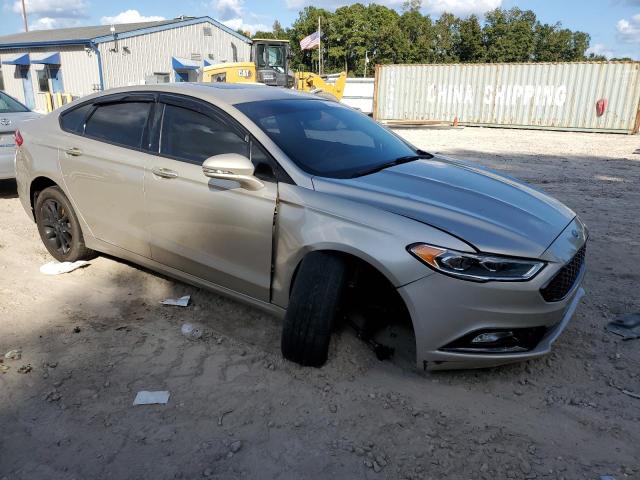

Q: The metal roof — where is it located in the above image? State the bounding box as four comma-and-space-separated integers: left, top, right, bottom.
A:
0, 16, 251, 49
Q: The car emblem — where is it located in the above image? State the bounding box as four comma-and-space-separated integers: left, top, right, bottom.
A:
0, 118, 11, 127
571, 229, 580, 238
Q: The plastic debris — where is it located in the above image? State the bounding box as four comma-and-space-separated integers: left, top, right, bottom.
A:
181, 323, 203, 339
606, 313, 640, 340
133, 391, 170, 405
4, 349, 22, 360
160, 295, 190, 307
0, 365, 9, 374
40, 260, 90, 275
17, 364, 32, 374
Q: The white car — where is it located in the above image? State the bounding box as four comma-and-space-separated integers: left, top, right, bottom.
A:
0, 91, 41, 179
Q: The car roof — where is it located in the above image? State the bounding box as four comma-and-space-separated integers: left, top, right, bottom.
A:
82, 83, 319, 108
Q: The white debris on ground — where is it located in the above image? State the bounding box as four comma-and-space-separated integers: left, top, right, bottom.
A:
160, 295, 191, 307
39, 260, 90, 275
132, 391, 171, 405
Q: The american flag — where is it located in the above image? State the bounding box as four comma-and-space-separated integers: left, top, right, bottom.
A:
300, 31, 321, 50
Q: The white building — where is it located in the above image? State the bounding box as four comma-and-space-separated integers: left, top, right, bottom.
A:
0, 16, 251, 112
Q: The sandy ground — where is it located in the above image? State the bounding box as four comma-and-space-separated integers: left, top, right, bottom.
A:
1, 127, 639, 480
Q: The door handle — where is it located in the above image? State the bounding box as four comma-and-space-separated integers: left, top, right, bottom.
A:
151, 167, 178, 179
65, 147, 83, 157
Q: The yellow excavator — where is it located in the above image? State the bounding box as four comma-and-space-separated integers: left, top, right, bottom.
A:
202, 39, 347, 101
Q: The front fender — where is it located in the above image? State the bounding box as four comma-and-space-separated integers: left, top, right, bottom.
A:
271, 183, 473, 308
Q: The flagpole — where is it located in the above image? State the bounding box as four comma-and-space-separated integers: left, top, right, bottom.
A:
318, 17, 322, 76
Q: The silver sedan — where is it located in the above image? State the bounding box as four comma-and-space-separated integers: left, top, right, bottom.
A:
0, 91, 40, 179
14, 83, 587, 370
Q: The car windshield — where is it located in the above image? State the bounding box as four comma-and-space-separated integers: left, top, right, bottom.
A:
0, 91, 29, 113
236, 99, 418, 178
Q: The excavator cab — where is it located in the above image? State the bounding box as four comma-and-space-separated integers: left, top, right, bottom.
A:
252, 39, 293, 87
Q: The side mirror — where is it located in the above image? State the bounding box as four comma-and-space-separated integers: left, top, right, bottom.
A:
202, 153, 264, 191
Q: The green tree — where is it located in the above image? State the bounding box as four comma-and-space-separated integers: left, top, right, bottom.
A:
398, 10, 435, 63
433, 12, 460, 63
484, 8, 537, 62
457, 15, 485, 62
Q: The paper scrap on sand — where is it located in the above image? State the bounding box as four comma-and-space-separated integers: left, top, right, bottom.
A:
133, 391, 170, 405
160, 295, 190, 307
40, 261, 90, 275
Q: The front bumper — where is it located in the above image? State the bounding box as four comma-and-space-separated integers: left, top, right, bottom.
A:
398, 218, 587, 370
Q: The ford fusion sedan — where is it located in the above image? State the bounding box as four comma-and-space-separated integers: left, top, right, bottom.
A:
0, 91, 40, 179
14, 83, 587, 370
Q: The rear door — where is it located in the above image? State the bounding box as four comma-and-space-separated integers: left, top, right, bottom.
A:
143, 94, 278, 301
58, 94, 155, 257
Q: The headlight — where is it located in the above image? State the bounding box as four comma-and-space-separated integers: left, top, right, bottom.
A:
408, 244, 545, 282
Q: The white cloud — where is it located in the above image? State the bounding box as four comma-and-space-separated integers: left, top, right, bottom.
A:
210, 0, 267, 34
586, 43, 615, 59
214, 0, 245, 21
12, 0, 89, 30
285, 0, 501, 16
222, 17, 269, 34
424, 0, 501, 15
617, 14, 640, 43
100, 10, 166, 25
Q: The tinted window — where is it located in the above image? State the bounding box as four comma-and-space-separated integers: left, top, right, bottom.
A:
236, 99, 417, 178
85, 102, 151, 149
0, 91, 29, 113
60, 104, 93, 134
160, 104, 248, 164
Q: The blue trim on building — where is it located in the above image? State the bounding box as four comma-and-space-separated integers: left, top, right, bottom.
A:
91, 17, 251, 45
172, 57, 200, 71
89, 41, 105, 91
1, 53, 30, 65
30, 52, 61, 65
0, 40, 91, 50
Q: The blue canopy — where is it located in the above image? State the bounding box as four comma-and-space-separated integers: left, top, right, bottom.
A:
172, 56, 200, 71
204, 59, 212, 67
2, 53, 30, 66
30, 52, 61, 65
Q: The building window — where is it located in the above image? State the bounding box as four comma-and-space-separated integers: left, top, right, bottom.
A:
203, 27, 212, 37
145, 73, 170, 84
36, 69, 50, 92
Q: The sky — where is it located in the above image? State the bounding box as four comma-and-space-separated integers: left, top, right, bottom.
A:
0, 0, 639, 59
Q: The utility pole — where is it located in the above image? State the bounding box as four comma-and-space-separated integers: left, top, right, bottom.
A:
21, 0, 29, 32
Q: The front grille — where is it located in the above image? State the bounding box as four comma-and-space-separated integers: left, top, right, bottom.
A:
540, 244, 586, 302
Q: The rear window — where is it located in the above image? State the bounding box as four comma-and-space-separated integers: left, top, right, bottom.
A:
0, 91, 29, 113
60, 104, 93, 134
236, 99, 416, 178
84, 102, 151, 149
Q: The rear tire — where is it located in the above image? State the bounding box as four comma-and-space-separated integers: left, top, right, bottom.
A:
35, 186, 95, 262
281, 252, 348, 367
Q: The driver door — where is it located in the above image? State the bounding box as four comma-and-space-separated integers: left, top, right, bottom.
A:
143, 94, 278, 301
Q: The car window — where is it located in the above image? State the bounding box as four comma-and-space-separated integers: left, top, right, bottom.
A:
0, 91, 29, 113
85, 102, 151, 149
236, 99, 417, 179
160, 104, 248, 165
60, 103, 93, 135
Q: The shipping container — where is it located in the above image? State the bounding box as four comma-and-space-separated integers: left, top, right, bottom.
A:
374, 62, 640, 134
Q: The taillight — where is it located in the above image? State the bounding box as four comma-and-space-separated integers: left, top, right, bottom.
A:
15, 130, 24, 147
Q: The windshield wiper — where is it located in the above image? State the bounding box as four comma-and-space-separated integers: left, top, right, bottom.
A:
352, 153, 433, 178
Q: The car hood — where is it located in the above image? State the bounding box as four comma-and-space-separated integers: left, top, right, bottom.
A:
0, 111, 42, 133
312, 156, 575, 258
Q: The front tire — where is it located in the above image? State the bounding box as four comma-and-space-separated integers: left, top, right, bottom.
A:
281, 252, 348, 367
35, 186, 95, 262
